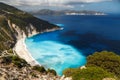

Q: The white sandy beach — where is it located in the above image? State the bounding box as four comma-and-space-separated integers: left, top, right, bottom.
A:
13, 28, 62, 67
14, 38, 40, 66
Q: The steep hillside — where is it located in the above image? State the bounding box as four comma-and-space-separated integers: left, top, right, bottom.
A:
0, 2, 60, 52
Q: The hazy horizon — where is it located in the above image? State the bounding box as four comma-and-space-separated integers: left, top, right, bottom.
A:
0, 0, 120, 14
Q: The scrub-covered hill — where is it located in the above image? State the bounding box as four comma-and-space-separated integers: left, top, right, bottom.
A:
0, 2, 60, 52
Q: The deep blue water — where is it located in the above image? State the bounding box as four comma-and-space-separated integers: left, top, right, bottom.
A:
25, 15, 120, 75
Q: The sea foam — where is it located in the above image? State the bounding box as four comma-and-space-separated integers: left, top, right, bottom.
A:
25, 38, 86, 75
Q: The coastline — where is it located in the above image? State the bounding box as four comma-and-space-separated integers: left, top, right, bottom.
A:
14, 27, 63, 66
14, 38, 40, 66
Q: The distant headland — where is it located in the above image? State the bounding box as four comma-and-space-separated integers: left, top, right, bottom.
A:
30, 9, 106, 16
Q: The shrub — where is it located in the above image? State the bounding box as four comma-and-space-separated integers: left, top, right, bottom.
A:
87, 51, 120, 78
7, 49, 13, 53
63, 67, 115, 80
11, 56, 28, 68
32, 65, 46, 73
30, 72, 38, 78
2, 56, 12, 64
47, 69, 57, 75
2, 55, 28, 68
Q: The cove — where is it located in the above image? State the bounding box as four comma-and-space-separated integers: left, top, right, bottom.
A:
25, 30, 86, 75
25, 15, 120, 75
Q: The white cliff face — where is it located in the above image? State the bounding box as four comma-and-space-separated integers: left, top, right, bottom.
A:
27, 24, 39, 37
7, 20, 41, 66
7, 20, 39, 40
7, 19, 61, 40
12, 23, 26, 39
8, 20, 26, 39
7, 19, 61, 65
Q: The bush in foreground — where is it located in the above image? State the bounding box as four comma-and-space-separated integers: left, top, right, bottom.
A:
87, 51, 120, 78
32, 66, 57, 75
2, 55, 28, 68
63, 67, 115, 80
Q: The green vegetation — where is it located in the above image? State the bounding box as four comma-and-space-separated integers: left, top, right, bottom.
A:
63, 67, 115, 80
7, 49, 14, 54
0, 2, 59, 51
1, 2, 120, 79
12, 55, 28, 68
0, 2, 58, 35
32, 66, 57, 75
0, 16, 14, 51
63, 51, 120, 80
0, 2, 21, 14
0, 3, 59, 77
2, 55, 28, 68
87, 51, 120, 78
47, 69, 57, 76
30, 72, 38, 78
32, 65, 46, 73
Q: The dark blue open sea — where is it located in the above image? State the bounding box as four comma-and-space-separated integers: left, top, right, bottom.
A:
25, 15, 120, 75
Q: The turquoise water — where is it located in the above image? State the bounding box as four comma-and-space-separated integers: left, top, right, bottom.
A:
25, 30, 86, 75
25, 15, 120, 75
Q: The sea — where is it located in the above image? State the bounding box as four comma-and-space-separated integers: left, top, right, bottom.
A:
25, 15, 120, 75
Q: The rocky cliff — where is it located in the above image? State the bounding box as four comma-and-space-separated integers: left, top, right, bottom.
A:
0, 2, 60, 52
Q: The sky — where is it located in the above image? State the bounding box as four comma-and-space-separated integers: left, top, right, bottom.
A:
0, 0, 120, 14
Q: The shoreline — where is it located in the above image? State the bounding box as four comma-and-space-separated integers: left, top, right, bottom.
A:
14, 38, 40, 66
14, 27, 63, 67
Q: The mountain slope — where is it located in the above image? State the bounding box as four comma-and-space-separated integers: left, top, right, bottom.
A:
0, 2, 60, 52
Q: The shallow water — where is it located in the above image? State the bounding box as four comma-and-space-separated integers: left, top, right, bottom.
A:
25, 30, 86, 75
25, 15, 120, 75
